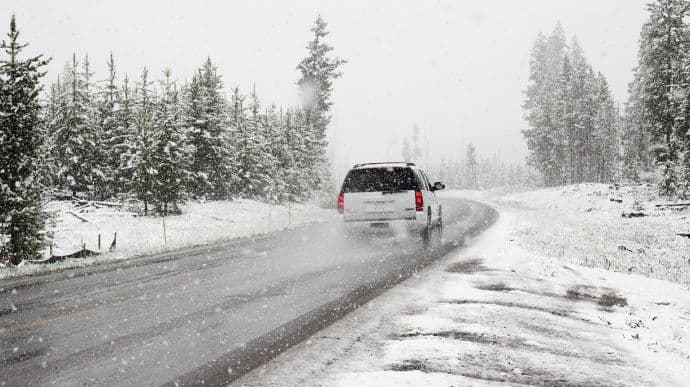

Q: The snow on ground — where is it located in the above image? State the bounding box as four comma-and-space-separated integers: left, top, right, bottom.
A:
238, 190, 690, 386
494, 183, 690, 286
0, 199, 335, 280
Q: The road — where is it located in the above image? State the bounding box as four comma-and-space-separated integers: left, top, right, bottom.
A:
0, 197, 496, 386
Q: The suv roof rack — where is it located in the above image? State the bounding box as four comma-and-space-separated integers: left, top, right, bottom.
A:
352, 162, 416, 168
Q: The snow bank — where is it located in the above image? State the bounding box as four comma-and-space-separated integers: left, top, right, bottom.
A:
0, 199, 335, 280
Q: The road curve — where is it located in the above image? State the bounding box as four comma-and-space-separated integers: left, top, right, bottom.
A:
0, 197, 497, 386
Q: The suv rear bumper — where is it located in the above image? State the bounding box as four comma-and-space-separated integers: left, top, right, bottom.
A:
341, 212, 427, 234
343, 215, 416, 222
342, 208, 420, 223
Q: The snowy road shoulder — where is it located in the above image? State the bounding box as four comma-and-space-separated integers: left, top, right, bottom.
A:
238, 208, 690, 386
0, 199, 335, 280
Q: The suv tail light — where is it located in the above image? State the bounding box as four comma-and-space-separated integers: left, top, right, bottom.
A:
415, 190, 424, 212
337, 192, 344, 214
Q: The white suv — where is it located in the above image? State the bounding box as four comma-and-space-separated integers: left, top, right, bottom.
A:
336, 162, 445, 241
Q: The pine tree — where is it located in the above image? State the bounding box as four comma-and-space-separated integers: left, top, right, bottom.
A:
151, 69, 189, 215
522, 29, 564, 186
185, 58, 233, 199
277, 107, 311, 201
97, 52, 120, 198
270, 107, 289, 202
557, 51, 574, 184
53, 54, 94, 197
41, 76, 63, 189
275, 107, 301, 201
637, 0, 690, 196
592, 73, 619, 182
291, 107, 314, 200
82, 54, 107, 199
0, 16, 50, 264
243, 85, 272, 197
113, 74, 136, 196
296, 15, 346, 192
182, 72, 204, 197
260, 103, 282, 202
229, 86, 257, 198
622, 70, 652, 182
129, 68, 156, 215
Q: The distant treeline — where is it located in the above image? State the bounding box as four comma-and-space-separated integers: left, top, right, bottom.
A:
430, 144, 538, 190
399, 126, 537, 190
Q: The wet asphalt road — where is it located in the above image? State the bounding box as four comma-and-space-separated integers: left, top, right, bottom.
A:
0, 197, 496, 386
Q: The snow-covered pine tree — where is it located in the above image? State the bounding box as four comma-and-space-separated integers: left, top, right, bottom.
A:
96, 52, 120, 198
0, 15, 50, 264
185, 58, 232, 200
82, 54, 108, 199
229, 86, 261, 198
556, 51, 574, 184
621, 70, 652, 182
182, 72, 204, 197
679, 28, 690, 197
291, 107, 314, 201
129, 68, 156, 215
276, 107, 310, 201
296, 15, 346, 193
201, 58, 233, 200
261, 103, 282, 203
243, 85, 274, 198
41, 76, 63, 189
275, 107, 300, 202
565, 38, 594, 184
112, 74, 136, 197
562, 39, 619, 184
592, 73, 619, 183
544, 24, 568, 184
53, 54, 95, 197
522, 28, 566, 186
151, 69, 190, 215
636, 0, 690, 196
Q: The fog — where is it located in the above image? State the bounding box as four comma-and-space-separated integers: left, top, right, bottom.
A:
4, 0, 647, 175
4, 3, 690, 385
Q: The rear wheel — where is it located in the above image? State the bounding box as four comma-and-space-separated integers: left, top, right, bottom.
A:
433, 209, 443, 247
421, 211, 432, 247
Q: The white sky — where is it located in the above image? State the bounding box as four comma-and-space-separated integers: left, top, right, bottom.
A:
4, 0, 648, 176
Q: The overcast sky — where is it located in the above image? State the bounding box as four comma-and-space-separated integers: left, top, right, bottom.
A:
4, 0, 648, 175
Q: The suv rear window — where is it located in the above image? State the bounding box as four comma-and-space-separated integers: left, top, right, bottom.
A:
341, 167, 418, 193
